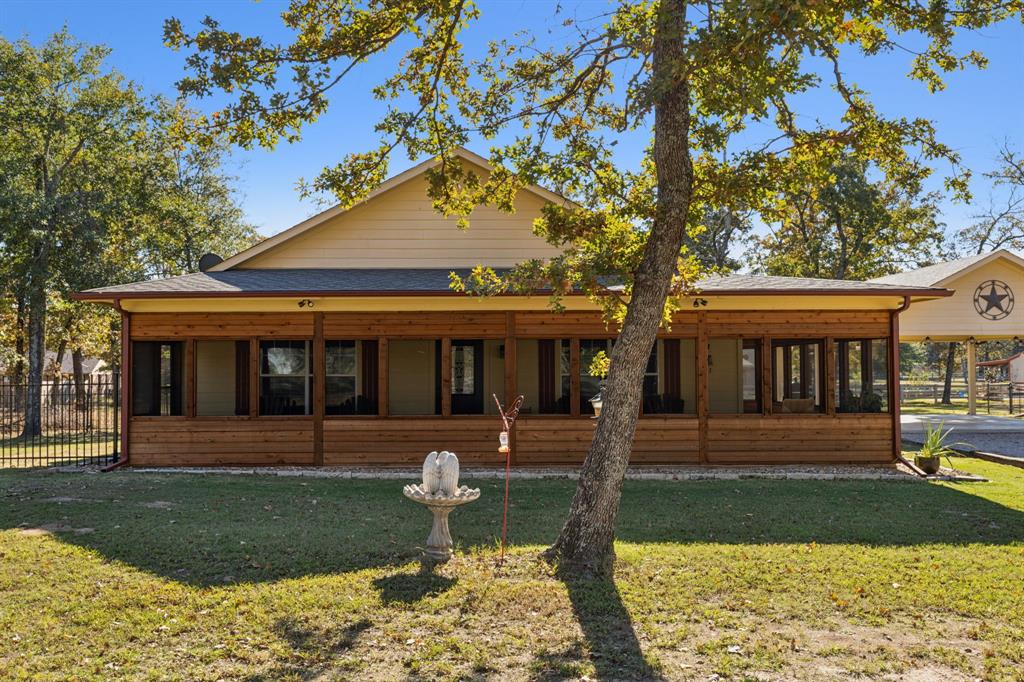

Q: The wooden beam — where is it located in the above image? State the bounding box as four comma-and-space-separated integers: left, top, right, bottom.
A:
967, 338, 978, 416
313, 313, 324, 465
890, 302, 906, 460
378, 337, 389, 417
697, 311, 709, 463
441, 337, 452, 417
185, 338, 196, 418
570, 338, 581, 417
120, 311, 131, 463
249, 338, 259, 417
505, 312, 517, 465
825, 337, 836, 416
761, 336, 772, 415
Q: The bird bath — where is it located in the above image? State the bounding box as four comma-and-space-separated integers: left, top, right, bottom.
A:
403, 451, 480, 562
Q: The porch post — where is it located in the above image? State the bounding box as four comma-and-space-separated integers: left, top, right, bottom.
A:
249, 338, 259, 417
696, 311, 709, 463
504, 312, 518, 464
967, 338, 978, 416
890, 297, 909, 461
313, 313, 324, 465
440, 337, 452, 417
119, 309, 130, 463
378, 337, 389, 417
185, 338, 196, 418
569, 338, 581, 417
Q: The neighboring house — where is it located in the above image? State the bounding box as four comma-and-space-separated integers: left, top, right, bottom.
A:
75, 148, 950, 467
44, 351, 110, 379
978, 352, 1024, 385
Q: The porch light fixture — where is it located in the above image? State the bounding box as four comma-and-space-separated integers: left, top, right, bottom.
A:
297, 298, 315, 308
692, 298, 709, 308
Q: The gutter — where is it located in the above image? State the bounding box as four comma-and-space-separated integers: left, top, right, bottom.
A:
71, 287, 955, 302
888, 295, 927, 478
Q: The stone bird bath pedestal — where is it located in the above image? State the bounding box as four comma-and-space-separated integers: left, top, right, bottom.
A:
403, 451, 480, 562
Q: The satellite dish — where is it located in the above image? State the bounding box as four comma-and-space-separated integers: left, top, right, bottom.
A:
198, 253, 224, 272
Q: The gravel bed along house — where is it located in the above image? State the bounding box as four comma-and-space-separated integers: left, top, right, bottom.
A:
53, 463, 937, 482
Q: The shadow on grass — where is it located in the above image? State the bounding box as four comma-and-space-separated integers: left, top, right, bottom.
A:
243, 617, 372, 681
373, 563, 458, 604
1, 470, 1022, 588
530, 576, 662, 681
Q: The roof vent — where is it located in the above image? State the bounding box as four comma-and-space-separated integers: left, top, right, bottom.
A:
198, 253, 224, 272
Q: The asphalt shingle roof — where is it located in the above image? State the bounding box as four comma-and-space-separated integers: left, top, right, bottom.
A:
868, 253, 993, 288
79, 269, 948, 297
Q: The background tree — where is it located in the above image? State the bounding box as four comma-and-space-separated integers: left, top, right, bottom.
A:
0, 31, 258, 437
0, 30, 151, 437
139, 102, 259, 277
753, 158, 945, 280
685, 207, 753, 272
166, 0, 1018, 576
960, 143, 1024, 253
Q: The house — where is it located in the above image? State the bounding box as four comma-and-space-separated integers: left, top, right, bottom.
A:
871, 249, 1024, 413
44, 350, 110, 379
75, 149, 951, 468
977, 352, 1024, 385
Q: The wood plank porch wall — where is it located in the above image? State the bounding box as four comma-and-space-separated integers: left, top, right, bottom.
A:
126, 309, 895, 467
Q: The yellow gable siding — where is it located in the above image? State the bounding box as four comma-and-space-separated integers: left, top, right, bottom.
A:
899, 258, 1024, 340
239, 175, 563, 269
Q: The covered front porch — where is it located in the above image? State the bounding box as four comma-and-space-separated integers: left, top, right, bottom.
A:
120, 304, 901, 467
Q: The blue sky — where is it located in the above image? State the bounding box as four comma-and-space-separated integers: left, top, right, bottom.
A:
2, 1, 1022, 245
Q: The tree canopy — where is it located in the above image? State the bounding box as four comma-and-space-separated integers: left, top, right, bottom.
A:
0, 30, 258, 434
165, 0, 1022, 575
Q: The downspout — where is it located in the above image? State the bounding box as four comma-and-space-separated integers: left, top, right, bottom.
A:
101, 298, 129, 472
890, 296, 927, 477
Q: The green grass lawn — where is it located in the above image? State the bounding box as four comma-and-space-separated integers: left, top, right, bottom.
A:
0, 433, 116, 468
1, 459, 1023, 681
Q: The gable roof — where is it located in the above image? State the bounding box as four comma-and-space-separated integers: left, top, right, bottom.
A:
210, 147, 571, 272
75, 268, 951, 299
869, 249, 1024, 288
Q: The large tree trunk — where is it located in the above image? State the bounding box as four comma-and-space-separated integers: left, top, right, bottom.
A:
21, 283, 46, 439
940, 342, 956, 405
72, 348, 87, 409
544, 1, 692, 577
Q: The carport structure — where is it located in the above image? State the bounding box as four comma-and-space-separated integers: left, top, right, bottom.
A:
872, 249, 1024, 414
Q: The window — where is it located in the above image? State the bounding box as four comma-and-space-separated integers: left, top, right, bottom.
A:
643, 339, 689, 415
517, 339, 570, 414
772, 340, 824, 413
132, 341, 183, 416
260, 341, 310, 415
709, 338, 762, 414
326, 340, 378, 415
837, 339, 889, 413
570, 339, 613, 415
388, 339, 438, 415
195, 340, 250, 416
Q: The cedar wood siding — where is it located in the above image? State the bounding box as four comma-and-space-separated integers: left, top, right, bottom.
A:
126, 309, 895, 466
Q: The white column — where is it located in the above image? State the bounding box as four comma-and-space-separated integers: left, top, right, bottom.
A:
967, 339, 977, 416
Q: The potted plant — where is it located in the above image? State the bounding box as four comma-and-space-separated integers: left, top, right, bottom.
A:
915, 422, 966, 475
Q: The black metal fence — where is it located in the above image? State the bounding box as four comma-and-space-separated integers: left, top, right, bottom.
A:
0, 374, 119, 468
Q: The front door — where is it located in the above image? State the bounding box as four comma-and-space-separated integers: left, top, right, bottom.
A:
448, 340, 484, 414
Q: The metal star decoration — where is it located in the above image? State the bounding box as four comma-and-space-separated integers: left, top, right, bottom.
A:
973, 280, 1014, 321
